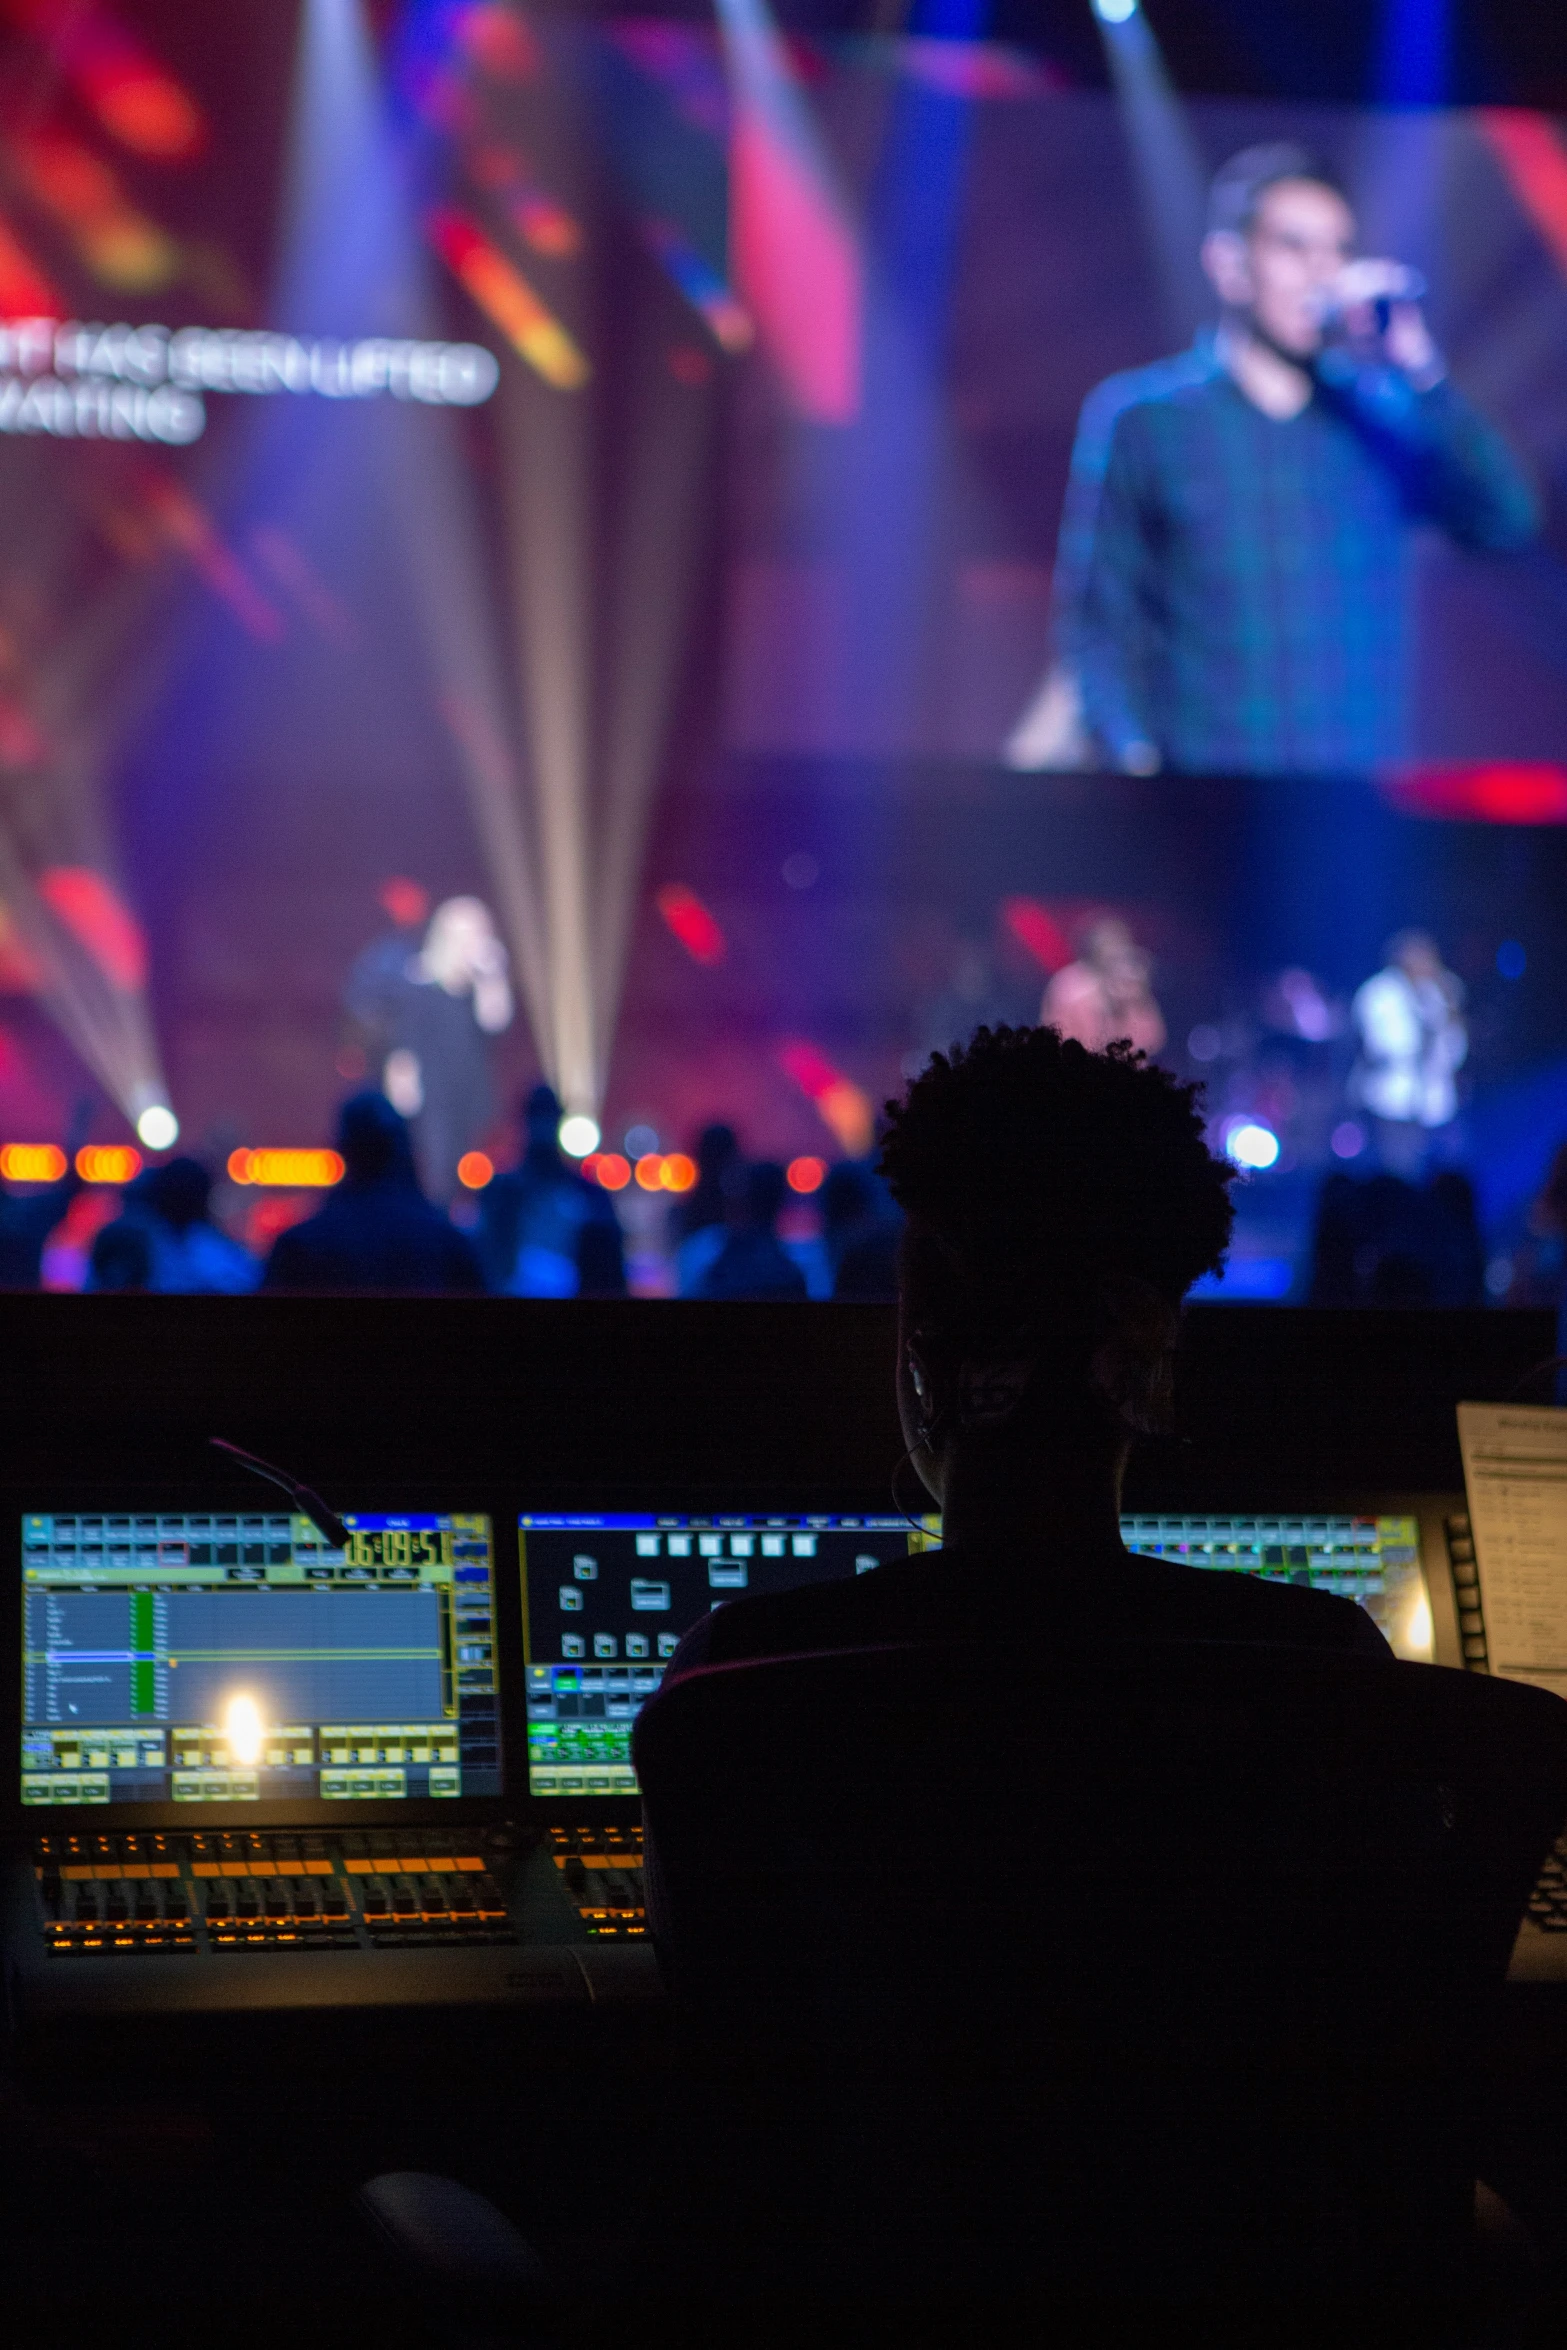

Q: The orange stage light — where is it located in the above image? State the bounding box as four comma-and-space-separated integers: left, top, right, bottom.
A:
634, 1153, 665, 1190
75, 1144, 140, 1183
777, 1039, 874, 1157
457, 1150, 494, 1188
11, 125, 179, 291
660, 1152, 696, 1192
0, 1142, 65, 1181
427, 205, 590, 390
786, 1155, 826, 1194
227, 1149, 344, 1188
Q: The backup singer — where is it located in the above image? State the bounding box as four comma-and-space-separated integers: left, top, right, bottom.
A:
1058, 143, 1538, 776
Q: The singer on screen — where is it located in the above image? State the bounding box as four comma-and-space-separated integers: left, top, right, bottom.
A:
1056, 143, 1538, 776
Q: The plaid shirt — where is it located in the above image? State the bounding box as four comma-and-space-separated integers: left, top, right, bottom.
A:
1058, 335, 1538, 774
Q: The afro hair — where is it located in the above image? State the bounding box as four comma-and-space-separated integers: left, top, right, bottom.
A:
879, 1026, 1234, 1326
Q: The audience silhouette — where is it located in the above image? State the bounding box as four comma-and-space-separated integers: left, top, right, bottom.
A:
475, 1084, 626, 1297
261, 1092, 483, 1294
692, 1160, 808, 1303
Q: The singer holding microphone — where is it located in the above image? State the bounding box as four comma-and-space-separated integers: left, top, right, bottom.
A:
1058, 143, 1538, 776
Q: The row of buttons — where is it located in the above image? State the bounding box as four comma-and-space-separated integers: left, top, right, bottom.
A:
1445, 1514, 1486, 1666
1526, 1837, 1567, 1935
548, 1823, 646, 1940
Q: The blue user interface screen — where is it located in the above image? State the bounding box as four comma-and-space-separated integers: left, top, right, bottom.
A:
21, 1511, 500, 1809
519, 1511, 932, 1796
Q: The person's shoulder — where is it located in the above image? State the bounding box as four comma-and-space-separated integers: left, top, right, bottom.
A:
1083, 343, 1222, 435
700, 1551, 952, 1668
1117, 1550, 1393, 1657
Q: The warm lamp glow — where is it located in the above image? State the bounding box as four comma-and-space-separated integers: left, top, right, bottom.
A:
77, 1144, 141, 1183
0, 1143, 66, 1182
457, 1150, 494, 1188
223, 1694, 264, 1768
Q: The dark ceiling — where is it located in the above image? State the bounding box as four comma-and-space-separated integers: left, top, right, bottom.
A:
526, 0, 1567, 108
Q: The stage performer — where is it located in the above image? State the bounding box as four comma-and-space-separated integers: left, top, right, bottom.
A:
1057, 143, 1538, 775
1348, 929, 1466, 1179
345, 894, 513, 1201
1040, 916, 1165, 1057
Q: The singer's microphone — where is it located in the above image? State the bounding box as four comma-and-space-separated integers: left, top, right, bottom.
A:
1311, 263, 1427, 330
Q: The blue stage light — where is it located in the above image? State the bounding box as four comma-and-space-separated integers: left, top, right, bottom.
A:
1224, 1120, 1281, 1172
1092, 0, 1139, 22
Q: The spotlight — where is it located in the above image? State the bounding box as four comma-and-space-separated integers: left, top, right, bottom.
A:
558, 1113, 600, 1159
1223, 1120, 1280, 1172
136, 1104, 179, 1150
1093, 0, 1139, 20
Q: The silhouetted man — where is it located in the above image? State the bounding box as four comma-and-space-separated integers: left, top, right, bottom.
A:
693, 1162, 807, 1303
261, 1092, 483, 1294
665, 1025, 1387, 1679
475, 1084, 625, 1297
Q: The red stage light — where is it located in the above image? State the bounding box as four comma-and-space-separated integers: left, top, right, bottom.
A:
729, 81, 862, 422
1001, 896, 1074, 973
1379, 764, 1567, 825
457, 1151, 494, 1189
0, 210, 59, 312
1, 0, 207, 160
378, 876, 431, 929
787, 1155, 825, 1193
655, 883, 726, 965
593, 1152, 631, 1191
37, 866, 148, 992
1481, 112, 1567, 281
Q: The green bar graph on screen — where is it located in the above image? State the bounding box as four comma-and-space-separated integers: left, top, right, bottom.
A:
129, 1591, 155, 1716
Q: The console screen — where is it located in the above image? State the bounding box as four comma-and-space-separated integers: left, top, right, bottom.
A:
520, 1506, 1430, 1797
21, 1511, 500, 1809
520, 1512, 934, 1797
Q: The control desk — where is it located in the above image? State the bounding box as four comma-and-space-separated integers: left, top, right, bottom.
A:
8, 1487, 1567, 2022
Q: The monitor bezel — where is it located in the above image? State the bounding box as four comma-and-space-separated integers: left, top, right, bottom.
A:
5, 1476, 525, 1835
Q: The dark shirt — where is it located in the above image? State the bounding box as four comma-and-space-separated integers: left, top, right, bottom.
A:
260, 1175, 484, 1294
1062, 335, 1538, 774
663, 1539, 1392, 1684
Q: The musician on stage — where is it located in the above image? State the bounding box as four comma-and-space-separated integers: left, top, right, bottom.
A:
1056, 143, 1538, 776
